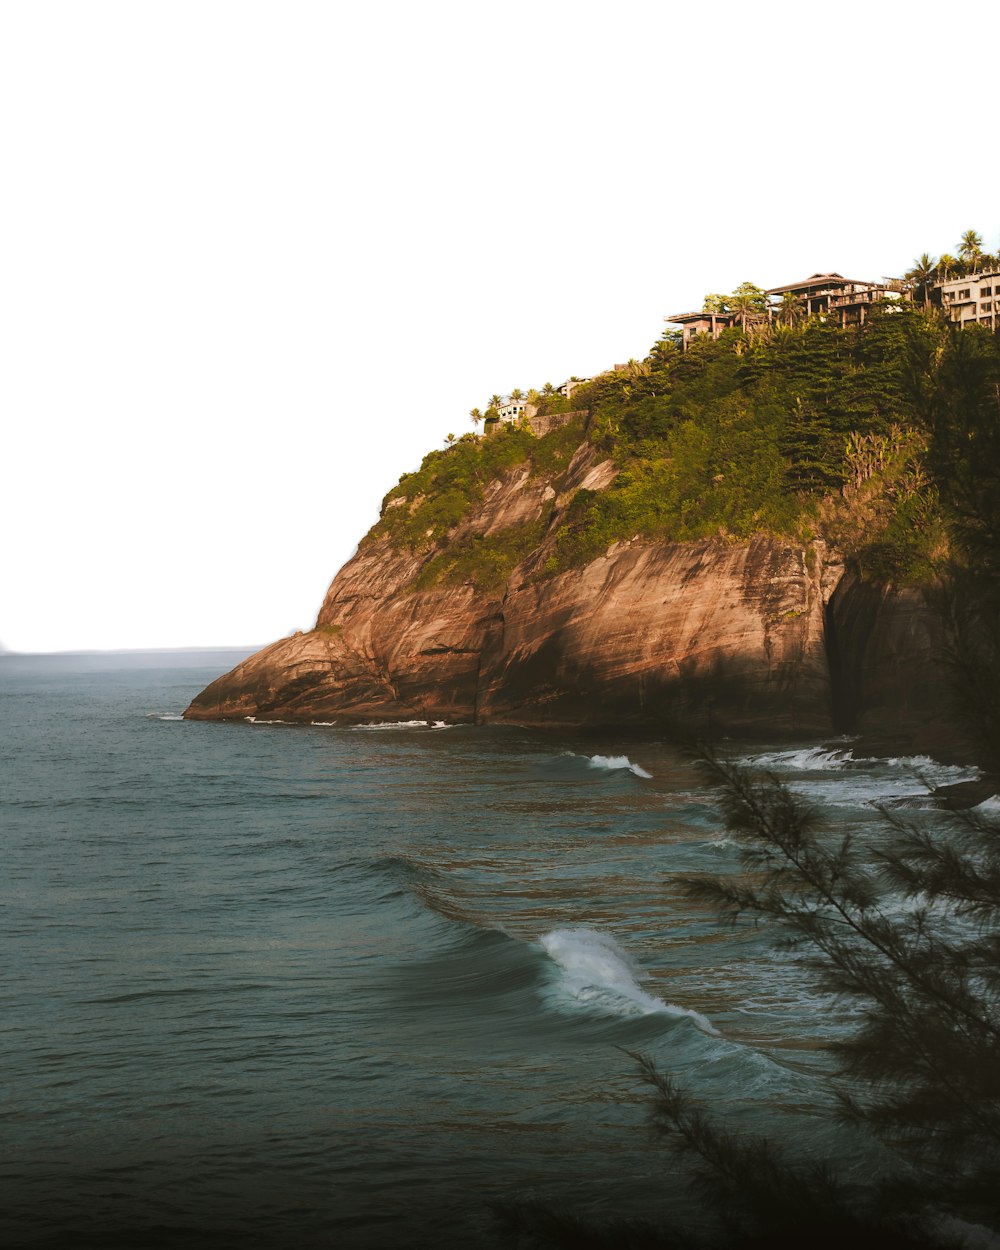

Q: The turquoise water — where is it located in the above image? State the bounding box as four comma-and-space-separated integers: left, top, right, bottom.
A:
0, 652, 980, 1248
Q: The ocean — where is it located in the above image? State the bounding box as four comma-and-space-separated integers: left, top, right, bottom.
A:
0, 651, 985, 1248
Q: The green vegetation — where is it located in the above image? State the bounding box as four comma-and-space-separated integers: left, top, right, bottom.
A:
368, 416, 585, 553
410, 520, 546, 593
543, 306, 963, 580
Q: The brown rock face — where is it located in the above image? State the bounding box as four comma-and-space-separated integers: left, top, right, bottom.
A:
184, 436, 948, 743
825, 572, 959, 757
474, 535, 838, 734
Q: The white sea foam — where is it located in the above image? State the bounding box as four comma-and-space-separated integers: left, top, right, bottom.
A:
743, 746, 856, 771
244, 717, 290, 725
974, 794, 1000, 815
539, 927, 718, 1033
310, 721, 338, 726
883, 755, 981, 785
737, 746, 981, 809
147, 712, 183, 721
431, 721, 453, 730
351, 720, 430, 731
587, 754, 653, 779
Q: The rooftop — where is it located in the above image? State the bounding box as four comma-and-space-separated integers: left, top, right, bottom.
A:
765, 273, 873, 295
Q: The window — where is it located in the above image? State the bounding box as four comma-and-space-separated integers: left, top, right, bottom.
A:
982, 287, 993, 296
982, 301, 993, 312
960, 288, 971, 299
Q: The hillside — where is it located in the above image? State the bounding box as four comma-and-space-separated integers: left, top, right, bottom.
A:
185, 308, 1000, 755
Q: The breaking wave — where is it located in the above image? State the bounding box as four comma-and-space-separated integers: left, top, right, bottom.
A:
538, 927, 717, 1033
746, 746, 855, 771
737, 745, 980, 808
586, 754, 653, 779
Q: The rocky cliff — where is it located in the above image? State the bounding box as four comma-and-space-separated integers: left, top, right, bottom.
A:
185, 425, 956, 749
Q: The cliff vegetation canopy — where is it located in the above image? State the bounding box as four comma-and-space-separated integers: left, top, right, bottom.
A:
369, 307, 1000, 589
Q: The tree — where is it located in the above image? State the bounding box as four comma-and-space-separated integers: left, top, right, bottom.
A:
905, 253, 938, 308
775, 290, 804, 327
469, 407, 483, 427
445, 432, 456, 447
703, 293, 731, 314
612, 746, 1000, 1249
509, 387, 524, 401
489, 393, 503, 409
729, 282, 769, 330
937, 254, 959, 282
958, 229, 984, 274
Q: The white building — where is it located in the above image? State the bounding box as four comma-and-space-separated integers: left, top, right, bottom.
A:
933, 270, 999, 330
496, 397, 535, 423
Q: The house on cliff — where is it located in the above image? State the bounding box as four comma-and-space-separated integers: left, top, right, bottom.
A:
666, 272, 906, 349
495, 397, 536, 424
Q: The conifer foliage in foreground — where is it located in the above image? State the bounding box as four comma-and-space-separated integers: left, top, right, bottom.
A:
664, 753, 1000, 1245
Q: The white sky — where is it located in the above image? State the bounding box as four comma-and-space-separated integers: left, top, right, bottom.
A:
2, 0, 997, 652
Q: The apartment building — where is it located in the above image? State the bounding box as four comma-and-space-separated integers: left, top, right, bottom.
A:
932, 271, 999, 329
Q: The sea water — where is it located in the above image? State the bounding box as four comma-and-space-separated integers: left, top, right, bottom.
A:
0, 652, 986, 1248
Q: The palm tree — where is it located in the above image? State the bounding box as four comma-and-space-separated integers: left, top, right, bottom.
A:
489, 393, 502, 409
904, 252, 938, 307
509, 388, 524, 401
542, 382, 555, 396
728, 281, 768, 331
959, 229, 984, 274
775, 290, 804, 327
445, 432, 456, 447
469, 407, 482, 427
938, 253, 958, 282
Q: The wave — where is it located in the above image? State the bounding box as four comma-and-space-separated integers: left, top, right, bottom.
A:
737, 745, 981, 809
586, 754, 653, 779
538, 927, 718, 1034
244, 716, 291, 725
146, 712, 184, 721
351, 720, 432, 731
744, 746, 856, 771
882, 754, 981, 785
744, 745, 979, 783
